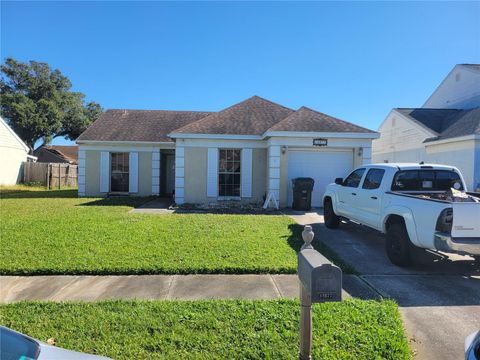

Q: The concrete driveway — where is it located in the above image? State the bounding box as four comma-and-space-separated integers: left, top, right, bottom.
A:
289, 209, 480, 360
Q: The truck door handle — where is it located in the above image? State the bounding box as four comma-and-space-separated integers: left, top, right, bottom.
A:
371, 196, 378, 200
351, 193, 357, 196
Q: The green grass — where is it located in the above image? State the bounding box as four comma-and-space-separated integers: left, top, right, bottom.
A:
0, 188, 354, 275
0, 299, 410, 359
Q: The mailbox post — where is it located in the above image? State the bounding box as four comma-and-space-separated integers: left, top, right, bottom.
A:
298, 225, 342, 360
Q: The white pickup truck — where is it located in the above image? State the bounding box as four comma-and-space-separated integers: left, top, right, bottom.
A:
323, 163, 480, 267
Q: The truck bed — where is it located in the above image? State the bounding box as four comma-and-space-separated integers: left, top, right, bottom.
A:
388, 191, 480, 203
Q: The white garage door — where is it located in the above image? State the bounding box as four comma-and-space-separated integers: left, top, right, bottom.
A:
287, 150, 354, 207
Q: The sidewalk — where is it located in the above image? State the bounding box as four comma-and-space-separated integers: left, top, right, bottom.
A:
0, 274, 377, 303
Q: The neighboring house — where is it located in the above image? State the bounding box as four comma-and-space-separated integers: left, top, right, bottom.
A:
76, 96, 378, 207
34, 145, 78, 164
0, 117, 36, 185
423, 64, 480, 109
373, 64, 480, 191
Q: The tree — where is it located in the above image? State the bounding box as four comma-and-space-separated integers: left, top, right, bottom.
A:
0, 58, 102, 149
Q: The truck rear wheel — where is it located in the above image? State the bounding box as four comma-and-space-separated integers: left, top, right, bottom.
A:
324, 199, 340, 229
386, 222, 412, 267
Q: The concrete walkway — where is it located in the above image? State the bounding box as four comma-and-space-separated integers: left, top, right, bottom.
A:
0, 274, 377, 303
129, 198, 174, 214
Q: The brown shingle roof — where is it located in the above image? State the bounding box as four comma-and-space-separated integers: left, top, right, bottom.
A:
172, 96, 294, 136
396, 107, 480, 142
267, 106, 376, 133
77, 110, 213, 142
77, 96, 376, 142
47, 145, 78, 163
33, 145, 79, 164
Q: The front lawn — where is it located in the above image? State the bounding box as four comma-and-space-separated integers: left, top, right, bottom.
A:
0, 188, 353, 275
0, 299, 410, 359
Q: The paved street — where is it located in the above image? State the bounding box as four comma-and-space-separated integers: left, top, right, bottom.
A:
289, 209, 480, 360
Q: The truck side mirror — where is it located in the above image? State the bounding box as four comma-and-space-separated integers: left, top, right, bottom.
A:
335, 177, 344, 185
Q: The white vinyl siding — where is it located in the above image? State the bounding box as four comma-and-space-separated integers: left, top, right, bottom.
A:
100, 151, 110, 193
241, 148, 252, 197
207, 148, 218, 197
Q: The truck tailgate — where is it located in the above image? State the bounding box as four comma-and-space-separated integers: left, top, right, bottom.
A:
452, 203, 480, 238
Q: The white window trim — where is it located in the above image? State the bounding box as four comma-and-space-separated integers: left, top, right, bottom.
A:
109, 152, 130, 194
218, 148, 242, 199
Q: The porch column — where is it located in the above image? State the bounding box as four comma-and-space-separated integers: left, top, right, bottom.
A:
151, 148, 160, 195
362, 147, 372, 165
267, 145, 281, 203
175, 146, 185, 204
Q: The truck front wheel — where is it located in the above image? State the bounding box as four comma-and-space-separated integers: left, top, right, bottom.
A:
386, 222, 412, 267
324, 199, 340, 229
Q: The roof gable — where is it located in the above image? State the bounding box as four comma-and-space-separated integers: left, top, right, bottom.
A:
0, 117, 29, 152
423, 64, 480, 109
267, 106, 376, 134
171, 96, 294, 136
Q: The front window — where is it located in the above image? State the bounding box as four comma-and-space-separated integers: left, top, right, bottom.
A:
219, 149, 241, 197
111, 152, 129, 192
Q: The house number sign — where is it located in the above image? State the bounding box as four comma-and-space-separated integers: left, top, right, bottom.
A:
313, 138, 328, 147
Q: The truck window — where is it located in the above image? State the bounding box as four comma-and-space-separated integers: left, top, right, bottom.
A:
362, 169, 385, 189
435, 171, 464, 190
391, 170, 463, 191
344, 168, 365, 188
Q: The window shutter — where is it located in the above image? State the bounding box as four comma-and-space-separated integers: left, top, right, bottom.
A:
207, 148, 218, 197
129, 152, 138, 193
241, 148, 253, 198
100, 152, 110, 193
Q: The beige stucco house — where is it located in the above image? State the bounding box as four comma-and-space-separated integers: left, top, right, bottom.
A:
76, 96, 378, 207
0, 117, 35, 185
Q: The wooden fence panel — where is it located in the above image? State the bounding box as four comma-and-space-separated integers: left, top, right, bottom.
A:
23, 162, 78, 188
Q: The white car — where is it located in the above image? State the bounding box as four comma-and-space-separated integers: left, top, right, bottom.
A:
323, 163, 480, 266
0, 326, 111, 360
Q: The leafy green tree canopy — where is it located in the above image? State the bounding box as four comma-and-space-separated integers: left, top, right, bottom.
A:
0, 58, 102, 149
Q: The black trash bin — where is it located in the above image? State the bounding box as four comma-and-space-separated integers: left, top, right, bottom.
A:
291, 177, 315, 210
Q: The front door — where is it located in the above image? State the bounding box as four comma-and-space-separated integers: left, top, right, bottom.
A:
337, 167, 366, 218
356, 168, 385, 229
165, 154, 175, 195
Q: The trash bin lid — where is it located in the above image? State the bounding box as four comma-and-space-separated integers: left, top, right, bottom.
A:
292, 177, 315, 191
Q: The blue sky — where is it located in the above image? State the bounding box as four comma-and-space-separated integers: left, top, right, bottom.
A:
1, 1, 479, 147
